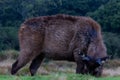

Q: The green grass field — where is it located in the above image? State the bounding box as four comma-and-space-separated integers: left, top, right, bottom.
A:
0, 74, 120, 80
0, 50, 120, 80
0, 60, 120, 80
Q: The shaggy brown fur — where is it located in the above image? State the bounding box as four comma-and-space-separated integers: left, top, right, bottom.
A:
11, 14, 107, 76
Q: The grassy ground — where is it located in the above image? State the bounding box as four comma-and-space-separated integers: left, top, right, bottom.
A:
0, 50, 120, 80
0, 60, 120, 80
0, 74, 120, 80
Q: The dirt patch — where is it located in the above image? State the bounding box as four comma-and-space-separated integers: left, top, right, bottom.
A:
0, 60, 120, 77
103, 67, 120, 77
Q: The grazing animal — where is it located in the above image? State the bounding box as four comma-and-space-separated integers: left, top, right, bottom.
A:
11, 14, 108, 77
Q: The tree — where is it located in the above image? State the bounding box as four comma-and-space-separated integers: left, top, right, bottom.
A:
87, 0, 120, 33
0, 0, 110, 28
0, 27, 19, 51
103, 32, 120, 58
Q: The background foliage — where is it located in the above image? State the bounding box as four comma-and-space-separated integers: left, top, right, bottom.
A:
0, 0, 120, 58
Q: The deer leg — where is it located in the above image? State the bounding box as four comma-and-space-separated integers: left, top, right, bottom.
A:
29, 53, 45, 76
11, 51, 33, 75
73, 49, 85, 74
76, 62, 89, 74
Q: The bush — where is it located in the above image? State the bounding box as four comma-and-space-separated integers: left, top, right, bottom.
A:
0, 50, 19, 61
87, 0, 120, 33
0, 27, 19, 51
104, 59, 120, 68
103, 32, 120, 58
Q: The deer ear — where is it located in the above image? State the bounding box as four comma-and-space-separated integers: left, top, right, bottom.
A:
100, 55, 112, 63
83, 56, 90, 61
81, 55, 91, 61
96, 57, 107, 66
101, 56, 110, 61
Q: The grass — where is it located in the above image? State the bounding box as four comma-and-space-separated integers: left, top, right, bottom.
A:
0, 74, 120, 80
0, 50, 18, 61
0, 50, 120, 80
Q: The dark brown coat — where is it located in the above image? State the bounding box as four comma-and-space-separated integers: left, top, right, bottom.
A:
11, 14, 107, 76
